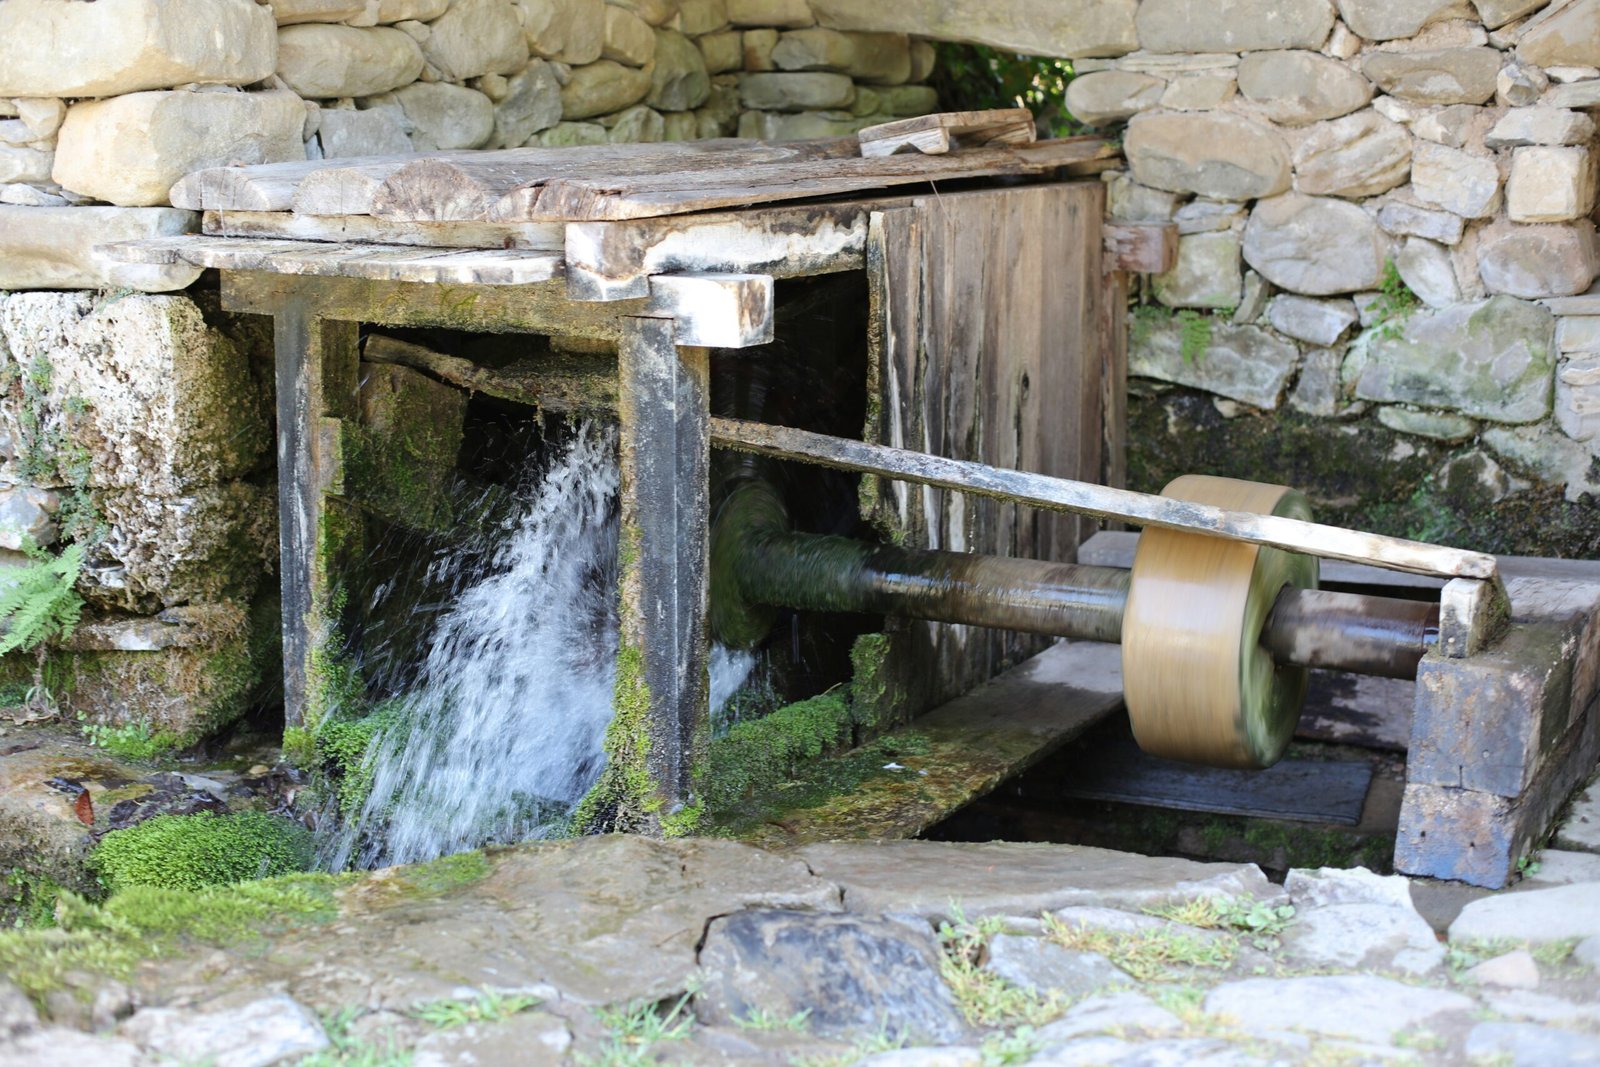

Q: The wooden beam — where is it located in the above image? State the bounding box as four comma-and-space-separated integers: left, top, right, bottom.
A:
645, 273, 773, 348
857, 108, 1036, 158
617, 316, 711, 824
707, 417, 1501, 580
204, 210, 564, 251
563, 202, 870, 301
361, 333, 616, 413
220, 271, 648, 339
1103, 223, 1179, 274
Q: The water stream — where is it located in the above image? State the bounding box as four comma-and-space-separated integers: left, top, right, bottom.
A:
323, 422, 757, 870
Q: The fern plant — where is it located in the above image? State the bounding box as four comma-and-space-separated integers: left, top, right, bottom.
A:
0, 542, 84, 656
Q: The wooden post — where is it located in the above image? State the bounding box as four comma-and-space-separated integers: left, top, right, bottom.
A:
616, 315, 711, 823
272, 293, 360, 731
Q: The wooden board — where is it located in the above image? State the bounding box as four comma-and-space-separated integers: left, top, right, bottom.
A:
496, 138, 1118, 222
1298, 670, 1415, 751
855, 182, 1108, 718
103, 235, 563, 286
1058, 741, 1374, 825
858, 108, 1035, 157
725, 641, 1125, 848
204, 210, 565, 250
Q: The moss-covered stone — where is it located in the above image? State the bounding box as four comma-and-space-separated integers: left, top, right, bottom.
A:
699, 689, 855, 816
339, 361, 467, 534
92, 811, 314, 893
1128, 388, 1600, 558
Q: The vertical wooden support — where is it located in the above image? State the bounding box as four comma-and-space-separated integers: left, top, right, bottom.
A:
273, 295, 360, 730
616, 315, 711, 822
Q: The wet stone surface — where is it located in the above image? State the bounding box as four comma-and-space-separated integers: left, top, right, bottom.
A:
0, 803, 1597, 1066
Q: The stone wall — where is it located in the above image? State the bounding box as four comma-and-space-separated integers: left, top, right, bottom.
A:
1052, 0, 1600, 544
0, 0, 937, 744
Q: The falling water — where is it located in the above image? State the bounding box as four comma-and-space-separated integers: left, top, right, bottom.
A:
325, 424, 620, 869
323, 422, 761, 870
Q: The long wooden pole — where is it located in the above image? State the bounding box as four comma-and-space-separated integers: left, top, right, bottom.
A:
708, 417, 1499, 581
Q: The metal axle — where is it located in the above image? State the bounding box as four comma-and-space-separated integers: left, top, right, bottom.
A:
712, 483, 1439, 680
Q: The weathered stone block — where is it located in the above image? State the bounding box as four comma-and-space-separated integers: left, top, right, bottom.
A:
270, 0, 370, 23
1555, 355, 1600, 441
1362, 48, 1501, 104
1136, 0, 1334, 53
318, 105, 413, 157
727, 0, 815, 28
277, 24, 425, 98
488, 61, 564, 148
0, 487, 58, 551
1153, 232, 1242, 310
1267, 295, 1358, 346
737, 109, 862, 140
1498, 59, 1551, 107
1396, 236, 1461, 308
1411, 141, 1502, 218
0, 147, 52, 185
698, 30, 742, 74
1130, 318, 1298, 409
53, 90, 306, 208
1378, 407, 1477, 441
742, 27, 779, 70
1237, 50, 1374, 126
1487, 108, 1598, 148
1350, 295, 1555, 422
606, 104, 666, 143
1292, 111, 1412, 198
519, 0, 605, 65
1559, 318, 1600, 354
1507, 146, 1598, 224
0, 0, 277, 98
0, 206, 202, 292
1242, 193, 1388, 295
604, 4, 658, 66
673, 0, 729, 35
809, 0, 1139, 60
772, 29, 912, 85
1336, 0, 1474, 41
1125, 112, 1291, 201
1473, 0, 1548, 29
390, 83, 496, 151
1477, 220, 1600, 300
375, 0, 450, 20
738, 72, 855, 111
1516, 0, 1600, 71
879, 85, 939, 117
649, 30, 712, 111
560, 60, 654, 119
1160, 71, 1237, 111
1376, 199, 1465, 246
1412, 103, 1483, 149
421, 0, 529, 80
1065, 71, 1165, 127
0, 292, 272, 496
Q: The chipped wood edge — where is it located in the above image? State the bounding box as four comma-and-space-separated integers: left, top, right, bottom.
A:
646, 273, 774, 349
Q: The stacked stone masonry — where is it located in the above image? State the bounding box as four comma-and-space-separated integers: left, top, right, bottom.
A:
1047, 0, 1600, 503
0, 0, 939, 741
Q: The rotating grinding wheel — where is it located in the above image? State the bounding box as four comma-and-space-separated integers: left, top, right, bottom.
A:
1121, 475, 1320, 769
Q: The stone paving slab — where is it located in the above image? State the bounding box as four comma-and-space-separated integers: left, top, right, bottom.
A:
793, 840, 1282, 919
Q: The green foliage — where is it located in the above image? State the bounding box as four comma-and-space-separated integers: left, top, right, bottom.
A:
699, 688, 855, 815
982, 1026, 1044, 1066
0, 872, 346, 1001
0, 541, 84, 655
2, 869, 64, 929
413, 988, 540, 1030
938, 905, 1065, 1028
586, 990, 695, 1067
92, 811, 314, 893
77, 712, 181, 761
1370, 259, 1420, 341
315, 699, 410, 818
1176, 309, 1213, 364
1152, 895, 1296, 952
1044, 911, 1236, 981
298, 1006, 414, 1067
732, 1006, 811, 1032
932, 44, 1084, 138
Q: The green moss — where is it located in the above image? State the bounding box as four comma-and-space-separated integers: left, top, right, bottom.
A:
393, 850, 490, 896
569, 644, 656, 834
700, 689, 855, 815
2, 869, 65, 929
79, 717, 181, 762
92, 812, 314, 893
848, 632, 895, 732
0, 872, 347, 1002
315, 698, 410, 818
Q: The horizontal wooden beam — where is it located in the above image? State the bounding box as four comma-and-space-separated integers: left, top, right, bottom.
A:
708, 417, 1500, 581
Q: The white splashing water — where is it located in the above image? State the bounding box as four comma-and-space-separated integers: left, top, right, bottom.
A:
324, 423, 759, 870
326, 424, 621, 870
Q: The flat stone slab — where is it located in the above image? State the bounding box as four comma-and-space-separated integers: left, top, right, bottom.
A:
1203, 975, 1475, 1041
1035, 991, 1183, 1043
1449, 882, 1600, 944
792, 840, 1280, 920
1553, 777, 1600, 852
984, 934, 1132, 997
696, 909, 966, 1044
1466, 1021, 1600, 1065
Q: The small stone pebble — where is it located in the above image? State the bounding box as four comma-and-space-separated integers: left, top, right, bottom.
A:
1465, 949, 1541, 989
985, 933, 1132, 997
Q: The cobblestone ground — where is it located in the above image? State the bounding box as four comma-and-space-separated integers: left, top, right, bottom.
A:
3, 776, 1598, 1067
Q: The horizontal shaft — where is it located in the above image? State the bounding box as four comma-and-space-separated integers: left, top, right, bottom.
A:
730, 529, 1437, 680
